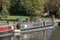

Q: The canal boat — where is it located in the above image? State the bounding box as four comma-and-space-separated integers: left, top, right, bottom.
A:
0, 25, 14, 37
14, 20, 58, 34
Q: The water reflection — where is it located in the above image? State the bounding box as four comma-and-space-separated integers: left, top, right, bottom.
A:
0, 29, 55, 40
20, 31, 43, 40
0, 36, 14, 40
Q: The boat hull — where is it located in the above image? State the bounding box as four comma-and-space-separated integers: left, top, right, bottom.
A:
14, 23, 58, 34
21, 25, 56, 33
0, 30, 14, 37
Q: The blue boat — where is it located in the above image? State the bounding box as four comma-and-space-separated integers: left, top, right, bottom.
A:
20, 20, 54, 30
14, 20, 57, 34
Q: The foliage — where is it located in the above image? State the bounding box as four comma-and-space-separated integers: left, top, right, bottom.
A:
44, 0, 60, 16
7, 15, 29, 20
0, 0, 44, 20
9, 0, 44, 20
20, 0, 44, 16
10, 0, 27, 16
1, 0, 11, 19
10, 0, 20, 15
57, 8, 60, 17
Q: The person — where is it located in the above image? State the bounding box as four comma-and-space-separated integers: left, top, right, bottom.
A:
16, 23, 20, 29
19, 18, 22, 22
38, 16, 42, 22
26, 18, 28, 22
16, 18, 21, 23
43, 20, 45, 27
26, 18, 29, 22
16, 18, 19, 22
6, 20, 10, 25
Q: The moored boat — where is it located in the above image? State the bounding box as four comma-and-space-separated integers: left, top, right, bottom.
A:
0, 25, 14, 37
14, 20, 58, 34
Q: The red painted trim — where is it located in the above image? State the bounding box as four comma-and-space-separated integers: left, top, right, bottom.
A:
0, 26, 4, 32
7, 25, 12, 30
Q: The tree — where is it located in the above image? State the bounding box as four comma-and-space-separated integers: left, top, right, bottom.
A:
10, 0, 20, 15
57, 8, 60, 17
10, 0, 26, 16
44, 0, 60, 17
1, 0, 11, 19
0, 0, 2, 11
9, 0, 44, 20
20, 0, 44, 19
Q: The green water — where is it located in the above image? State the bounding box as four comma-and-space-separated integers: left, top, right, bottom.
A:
0, 29, 55, 40
49, 26, 60, 40
1, 25, 60, 40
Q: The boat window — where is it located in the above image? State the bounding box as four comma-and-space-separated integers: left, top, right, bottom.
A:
45, 20, 54, 26
20, 24, 24, 29
33, 22, 42, 27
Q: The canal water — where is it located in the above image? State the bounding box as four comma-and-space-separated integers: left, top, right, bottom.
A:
0, 28, 56, 40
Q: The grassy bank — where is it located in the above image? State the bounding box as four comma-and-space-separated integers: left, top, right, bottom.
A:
7, 16, 29, 20
0, 16, 29, 24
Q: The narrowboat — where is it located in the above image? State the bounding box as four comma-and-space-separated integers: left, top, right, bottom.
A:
14, 20, 58, 33
0, 25, 14, 37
